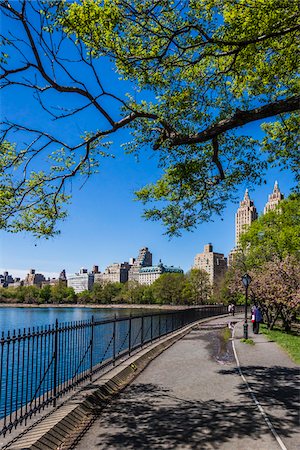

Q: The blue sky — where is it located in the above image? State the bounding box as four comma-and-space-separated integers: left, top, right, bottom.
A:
0, 4, 294, 280
0, 160, 292, 280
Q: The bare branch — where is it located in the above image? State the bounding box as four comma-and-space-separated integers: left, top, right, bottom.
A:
1, 1, 116, 127
212, 137, 225, 181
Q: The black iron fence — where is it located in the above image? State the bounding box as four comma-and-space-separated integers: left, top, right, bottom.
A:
0, 305, 226, 436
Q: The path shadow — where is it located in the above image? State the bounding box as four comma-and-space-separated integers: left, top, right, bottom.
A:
88, 377, 298, 449
219, 365, 299, 415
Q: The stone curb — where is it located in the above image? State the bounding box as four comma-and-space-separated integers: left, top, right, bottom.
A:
4, 315, 228, 450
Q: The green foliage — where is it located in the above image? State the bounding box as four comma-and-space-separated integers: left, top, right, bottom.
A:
0, 141, 69, 237
39, 284, 52, 303
240, 195, 300, 268
0, 1, 299, 237
58, 0, 299, 235
62, 0, 299, 96
50, 284, 77, 304
119, 281, 148, 304
219, 265, 247, 305
261, 114, 300, 186
222, 326, 231, 343
240, 338, 255, 345
183, 269, 211, 304
0, 283, 76, 304
150, 273, 186, 305
100, 282, 123, 303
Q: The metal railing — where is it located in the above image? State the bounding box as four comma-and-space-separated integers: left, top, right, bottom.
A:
0, 305, 226, 436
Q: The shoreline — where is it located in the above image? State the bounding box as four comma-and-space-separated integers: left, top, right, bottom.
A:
0, 303, 195, 310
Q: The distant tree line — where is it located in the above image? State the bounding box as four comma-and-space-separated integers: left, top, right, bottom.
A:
0, 269, 214, 306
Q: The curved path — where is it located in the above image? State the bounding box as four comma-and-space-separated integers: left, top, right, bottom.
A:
75, 315, 299, 450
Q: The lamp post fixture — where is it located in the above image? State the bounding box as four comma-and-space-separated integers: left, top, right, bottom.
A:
242, 273, 252, 339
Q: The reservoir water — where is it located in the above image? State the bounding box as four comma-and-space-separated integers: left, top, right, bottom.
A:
0, 305, 163, 335
0, 305, 176, 425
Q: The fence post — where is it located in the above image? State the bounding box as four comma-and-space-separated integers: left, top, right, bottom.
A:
141, 314, 144, 347
158, 315, 161, 338
128, 314, 132, 356
150, 315, 153, 342
90, 316, 94, 381
113, 314, 116, 365
53, 319, 58, 407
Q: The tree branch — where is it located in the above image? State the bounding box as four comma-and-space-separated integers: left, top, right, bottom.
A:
171, 96, 300, 146
212, 137, 225, 181
1, 1, 116, 127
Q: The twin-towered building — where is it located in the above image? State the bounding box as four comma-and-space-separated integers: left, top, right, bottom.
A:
234, 181, 283, 248
229, 180, 284, 266
194, 181, 284, 283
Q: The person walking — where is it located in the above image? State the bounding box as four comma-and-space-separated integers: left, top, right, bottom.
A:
254, 305, 262, 334
231, 304, 235, 316
228, 304, 232, 315
251, 305, 257, 333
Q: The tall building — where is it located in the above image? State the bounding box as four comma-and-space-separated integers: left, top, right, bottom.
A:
193, 244, 227, 285
264, 181, 284, 214
0, 271, 15, 287
139, 260, 183, 285
24, 269, 46, 287
235, 189, 258, 246
228, 183, 283, 266
128, 247, 152, 282
94, 262, 131, 284
67, 268, 94, 293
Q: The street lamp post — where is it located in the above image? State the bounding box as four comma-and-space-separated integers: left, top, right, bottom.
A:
242, 273, 252, 339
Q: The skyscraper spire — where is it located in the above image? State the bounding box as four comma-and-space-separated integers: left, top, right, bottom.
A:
264, 181, 284, 214
235, 189, 257, 246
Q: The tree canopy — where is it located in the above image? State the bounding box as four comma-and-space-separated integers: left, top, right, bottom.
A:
1, 0, 299, 237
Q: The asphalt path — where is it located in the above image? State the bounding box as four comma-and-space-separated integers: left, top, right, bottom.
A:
75, 314, 299, 450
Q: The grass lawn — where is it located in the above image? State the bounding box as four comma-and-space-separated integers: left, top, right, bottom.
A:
261, 324, 300, 364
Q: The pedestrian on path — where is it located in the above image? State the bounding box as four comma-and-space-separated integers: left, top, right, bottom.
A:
231, 304, 235, 316
251, 305, 256, 332
253, 304, 262, 334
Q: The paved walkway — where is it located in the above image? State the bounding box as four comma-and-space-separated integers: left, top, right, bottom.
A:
75, 315, 299, 450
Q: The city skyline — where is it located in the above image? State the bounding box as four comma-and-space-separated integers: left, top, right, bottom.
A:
0, 177, 292, 280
